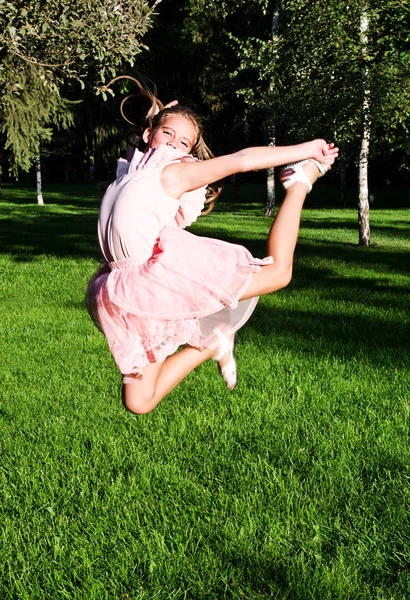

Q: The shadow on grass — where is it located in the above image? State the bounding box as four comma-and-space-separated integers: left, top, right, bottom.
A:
300, 218, 410, 243
294, 241, 410, 277
0, 182, 102, 209
194, 228, 410, 280
0, 213, 101, 262
0, 183, 102, 262
251, 302, 409, 357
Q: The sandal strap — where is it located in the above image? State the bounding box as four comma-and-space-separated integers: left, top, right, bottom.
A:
280, 160, 313, 193
310, 158, 331, 177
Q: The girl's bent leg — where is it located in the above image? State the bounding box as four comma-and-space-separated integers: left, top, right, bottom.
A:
123, 345, 215, 414
240, 161, 320, 300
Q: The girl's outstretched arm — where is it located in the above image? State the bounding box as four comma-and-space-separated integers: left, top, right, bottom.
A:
161, 139, 338, 198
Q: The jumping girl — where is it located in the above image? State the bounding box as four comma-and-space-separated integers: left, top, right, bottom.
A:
86, 81, 338, 414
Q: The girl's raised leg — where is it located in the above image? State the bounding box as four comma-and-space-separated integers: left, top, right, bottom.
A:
240, 160, 321, 300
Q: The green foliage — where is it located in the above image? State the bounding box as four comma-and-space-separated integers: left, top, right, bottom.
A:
245, 0, 410, 152
0, 0, 157, 83
0, 0, 158, 176
370, 0, 410, 151
0, 63, 75, 176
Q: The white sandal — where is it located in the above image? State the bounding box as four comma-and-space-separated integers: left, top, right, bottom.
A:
212, 329, 237, 391
280, 158, 331, 192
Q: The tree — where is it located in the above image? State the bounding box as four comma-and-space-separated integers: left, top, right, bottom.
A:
358, 4, 371, 246
278, 0, 410, 244
0, 0, 159, 180
227, 0, 410, 243
264, 1, 280, 217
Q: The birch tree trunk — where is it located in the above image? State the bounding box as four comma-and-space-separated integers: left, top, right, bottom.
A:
265, 127, 276, 217
358, 6, 371, 246
264, 1, 280, 217
339, 154, 347, 208
36, 157, 44, 206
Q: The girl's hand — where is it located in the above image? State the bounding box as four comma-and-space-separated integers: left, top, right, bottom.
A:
311, 140, 339, 165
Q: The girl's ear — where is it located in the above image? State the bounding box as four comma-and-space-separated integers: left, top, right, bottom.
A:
142, 128, 151, 144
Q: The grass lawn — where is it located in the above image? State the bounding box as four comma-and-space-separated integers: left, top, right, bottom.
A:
0, 182, 409, 599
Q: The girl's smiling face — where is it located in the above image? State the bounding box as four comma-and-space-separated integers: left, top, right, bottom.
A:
143, 115, 197, 153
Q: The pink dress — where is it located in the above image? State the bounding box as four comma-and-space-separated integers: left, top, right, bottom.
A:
86, 145, 273, 381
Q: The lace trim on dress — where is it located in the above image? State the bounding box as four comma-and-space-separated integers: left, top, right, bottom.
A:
108, 257, 143, 271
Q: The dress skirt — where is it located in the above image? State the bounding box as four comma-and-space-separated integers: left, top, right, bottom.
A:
86, 225, 273, 380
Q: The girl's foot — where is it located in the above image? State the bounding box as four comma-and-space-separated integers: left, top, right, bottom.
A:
280, 158, 331, 192
212, 330, 237, 391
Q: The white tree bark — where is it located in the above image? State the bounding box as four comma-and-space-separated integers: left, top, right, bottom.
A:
358, 6, 371, 246
264, 1, 280, 217
36, 157, 44, 206
339, 154, 347, 208
265, 130, 276, 217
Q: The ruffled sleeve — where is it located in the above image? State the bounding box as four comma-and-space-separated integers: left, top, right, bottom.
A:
174, 188, 206, 228
165, 151, 206, 227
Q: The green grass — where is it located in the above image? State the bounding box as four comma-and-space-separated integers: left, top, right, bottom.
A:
0, 182, 409, 599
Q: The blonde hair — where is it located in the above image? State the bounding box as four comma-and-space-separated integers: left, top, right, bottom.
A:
100, 76, 222, 212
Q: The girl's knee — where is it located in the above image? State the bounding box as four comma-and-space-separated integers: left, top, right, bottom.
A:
122, 384, 156, 415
